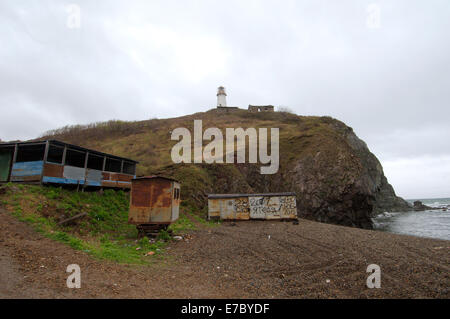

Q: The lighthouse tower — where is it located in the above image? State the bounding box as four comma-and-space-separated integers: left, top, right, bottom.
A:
217, 86, 227, 107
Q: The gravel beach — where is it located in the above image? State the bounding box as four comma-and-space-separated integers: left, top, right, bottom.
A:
0, 209, 448, 298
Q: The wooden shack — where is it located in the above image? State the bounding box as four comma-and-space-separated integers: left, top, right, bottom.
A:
208, 193, 297, 221
128, 176, 180, 236
0, 140, 137, 189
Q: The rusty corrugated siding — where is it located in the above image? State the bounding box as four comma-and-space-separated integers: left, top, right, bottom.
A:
110, 173, 130, 182
12, 175, 42, 182
101, 172, 133, 188
171, 182, 180, 222
41, 162, 133, 188
129, 178, 178, 225
101, 180, 118, 188
43, 163, 64, 178
131, 179, 154, 207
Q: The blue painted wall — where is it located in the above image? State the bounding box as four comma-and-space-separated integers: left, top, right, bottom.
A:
11, 161, 44, 178
9, 160, 133, 187
42, 176, 85, 185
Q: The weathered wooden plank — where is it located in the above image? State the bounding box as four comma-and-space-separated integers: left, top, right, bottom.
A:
43, 163, 64, 178
11, 161, 44, 177
58, 212, 87, 225
11, 175, 41, 182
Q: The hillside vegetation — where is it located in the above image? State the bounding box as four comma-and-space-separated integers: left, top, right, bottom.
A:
38, 109, 410, 229
0, 183, 206, 264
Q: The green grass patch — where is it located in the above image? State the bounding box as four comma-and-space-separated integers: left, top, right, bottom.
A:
0, 184, 175, 265
187, 209, 221, 227
168, 213, 196, 233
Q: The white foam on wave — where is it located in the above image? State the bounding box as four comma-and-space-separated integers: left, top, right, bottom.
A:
377, 211, 401, 218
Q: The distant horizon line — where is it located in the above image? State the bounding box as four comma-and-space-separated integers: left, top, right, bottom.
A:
405, 197, 450, 201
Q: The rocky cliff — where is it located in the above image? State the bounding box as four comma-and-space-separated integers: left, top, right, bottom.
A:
40, 109, 411, 229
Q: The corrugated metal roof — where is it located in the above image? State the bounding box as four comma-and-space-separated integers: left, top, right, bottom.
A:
208, 192, 296, 199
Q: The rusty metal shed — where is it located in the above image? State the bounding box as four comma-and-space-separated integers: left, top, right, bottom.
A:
208, 192, 297, 221
0, 140, 138, 189
128, 176, 180, 235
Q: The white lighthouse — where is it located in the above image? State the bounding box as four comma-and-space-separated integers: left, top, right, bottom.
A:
217, 86, 227, 107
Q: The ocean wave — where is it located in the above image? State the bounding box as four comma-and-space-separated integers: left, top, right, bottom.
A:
374, 210, 450, 241
374, 211, 400, 218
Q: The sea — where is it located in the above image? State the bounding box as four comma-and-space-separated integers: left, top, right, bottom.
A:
372, 198, 450, 241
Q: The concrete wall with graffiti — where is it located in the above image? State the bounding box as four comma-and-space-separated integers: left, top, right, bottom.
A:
208, 193, 297, 220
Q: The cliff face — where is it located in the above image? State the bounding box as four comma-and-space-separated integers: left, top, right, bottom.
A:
40, 109, 410, 229
339, 123, 411, 218
226, 116, 411, 229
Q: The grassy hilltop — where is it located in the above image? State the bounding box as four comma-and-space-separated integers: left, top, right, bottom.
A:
36, 108, 410, 229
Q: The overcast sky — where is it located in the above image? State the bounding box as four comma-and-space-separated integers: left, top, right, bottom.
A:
0, 0, 449, 199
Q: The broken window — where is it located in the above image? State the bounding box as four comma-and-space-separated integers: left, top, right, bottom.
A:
46, 145, 64, 164
87, 153, 104, 170
65, 149, 86, 168
105, 157, 121, 173
123, 161, 135, 175
15, 144, 45, 162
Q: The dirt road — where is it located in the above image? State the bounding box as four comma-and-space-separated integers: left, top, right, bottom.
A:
0, 209, 449, 298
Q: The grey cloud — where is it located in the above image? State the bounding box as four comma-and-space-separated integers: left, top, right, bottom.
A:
0, 0, 449, 197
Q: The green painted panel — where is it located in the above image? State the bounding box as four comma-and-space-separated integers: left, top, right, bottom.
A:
0, 151, 12, 182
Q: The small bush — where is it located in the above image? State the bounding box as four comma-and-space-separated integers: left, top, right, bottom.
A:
157, 229, 171, 241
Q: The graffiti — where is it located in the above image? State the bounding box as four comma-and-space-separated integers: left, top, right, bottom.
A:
278, 197, 296, 216
279, 196, 296, 217
249, 196, 297, 219
208, 194, 297, 220
233, 197, 249, 214
249, 196, 266, 219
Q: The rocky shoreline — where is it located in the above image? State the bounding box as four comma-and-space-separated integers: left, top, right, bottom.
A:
412, 200, 449, 212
